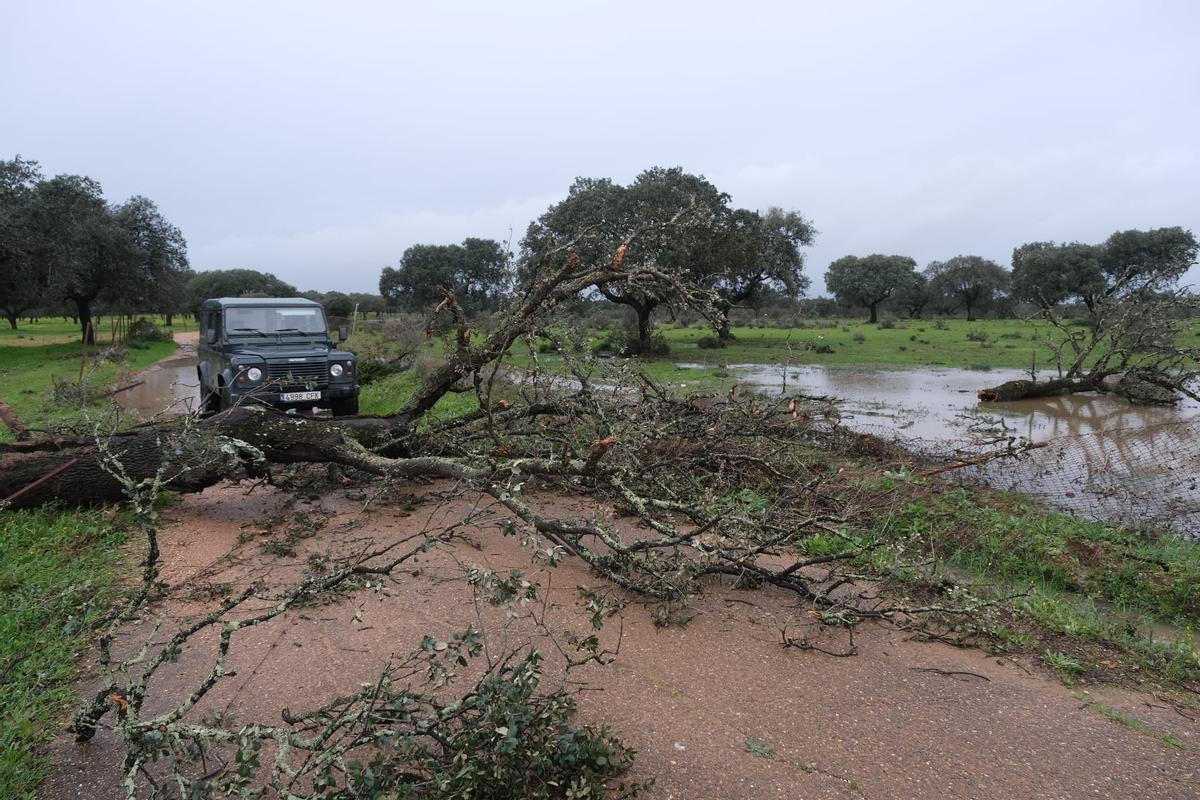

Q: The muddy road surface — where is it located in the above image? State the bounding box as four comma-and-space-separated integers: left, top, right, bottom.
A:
43, 483, 1200, 799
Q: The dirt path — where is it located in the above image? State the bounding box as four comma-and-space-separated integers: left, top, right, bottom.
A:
44, 483, 1199, 799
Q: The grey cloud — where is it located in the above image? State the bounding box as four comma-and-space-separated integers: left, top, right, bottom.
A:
3, 1, 1198, 292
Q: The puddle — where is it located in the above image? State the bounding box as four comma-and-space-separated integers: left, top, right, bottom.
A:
117, 356, 200, 418
678, 362, 1200, 534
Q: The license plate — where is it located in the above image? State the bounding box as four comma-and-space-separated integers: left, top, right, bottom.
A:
280, 391, 321, 402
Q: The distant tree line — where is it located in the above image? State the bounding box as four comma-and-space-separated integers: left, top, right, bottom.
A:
8, 154, 1193, 347
823, 226, 1196, 323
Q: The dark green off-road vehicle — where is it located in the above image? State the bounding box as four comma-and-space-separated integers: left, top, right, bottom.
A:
197, 297, 359, 416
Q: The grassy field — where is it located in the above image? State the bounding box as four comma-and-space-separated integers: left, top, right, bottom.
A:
0, 321, 180, 796
0, 314, 197, 346
0, 339, 177, 442
871, 483, 1200, 687
0, 508, 131, 799
660, 318, 1059, 369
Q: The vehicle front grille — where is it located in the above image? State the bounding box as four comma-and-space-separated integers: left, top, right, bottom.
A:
266, 361, 329, 388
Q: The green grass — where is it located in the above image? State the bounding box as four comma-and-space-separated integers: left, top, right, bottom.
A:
0, 339, 177, 441
0, 507, 130, 799
657, 319, 1064, 370
875, 485, 1200, 684
0, 314, 197, 344
517, 316, 1200, 378
358, 370, 481, 422
893, 487, 1200, 623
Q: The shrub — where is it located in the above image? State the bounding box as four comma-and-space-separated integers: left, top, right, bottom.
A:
127, 318, 171, 343
934, 319, 949, 330
696, 335, 726, 350
966, 329, 989, 342
877, 318, 897, 330
853, 332, 866, 343
999, 331, 1024, 340
592, 326, 669, 356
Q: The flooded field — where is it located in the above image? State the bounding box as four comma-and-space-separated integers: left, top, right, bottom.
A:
681, 362, 1200, 534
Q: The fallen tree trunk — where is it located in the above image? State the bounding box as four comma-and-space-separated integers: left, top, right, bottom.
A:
0, 399, 567, 509
977, 376, 1103, 403
0, 407, 412, 509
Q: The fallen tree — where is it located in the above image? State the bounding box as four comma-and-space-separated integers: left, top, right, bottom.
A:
3, 200, 1048, 798
977, 289, 1200, 404
981, 230, 1199, 404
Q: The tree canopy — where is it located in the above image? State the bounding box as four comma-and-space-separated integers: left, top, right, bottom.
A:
705, 206, 815, 337
824, 254, 918, 323
0, 157, 44, 329
380, 237, 510, 312
925, 255, 1009, 321
521, 167, 813, 347
1011, 227, 1197, 311
0, 158, 189, 341
186, 268, 298, 307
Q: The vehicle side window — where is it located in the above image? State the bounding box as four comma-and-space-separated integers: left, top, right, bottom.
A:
202, 311, 218, 345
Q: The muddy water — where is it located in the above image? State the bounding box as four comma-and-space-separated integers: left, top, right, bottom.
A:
117, 356, 201, 418
679, 362, 1200, 533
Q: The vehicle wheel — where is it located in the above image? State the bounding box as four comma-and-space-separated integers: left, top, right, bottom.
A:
199, 372, 221, 415
330, 396, 359, 417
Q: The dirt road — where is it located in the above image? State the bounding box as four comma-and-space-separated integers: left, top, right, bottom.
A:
43, 482, 1198, 799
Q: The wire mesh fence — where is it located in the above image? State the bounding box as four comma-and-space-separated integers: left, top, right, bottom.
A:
872, 417, 1200, 537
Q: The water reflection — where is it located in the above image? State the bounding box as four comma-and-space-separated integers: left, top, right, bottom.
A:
684, 362, 1200, 534
117, 357, 200, 418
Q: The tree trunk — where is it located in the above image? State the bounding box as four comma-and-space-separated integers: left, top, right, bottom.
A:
868, 303, 878, 324
977, 376, 1102, 402
636, 305, 653, 352
164, 313, 174, 327
5, 311, 17, 330
75, 298, 95, 344
0, 408, 410, 509
717, 309, 732, 341
965, 302, 976, 322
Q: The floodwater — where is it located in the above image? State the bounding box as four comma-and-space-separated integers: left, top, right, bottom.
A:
678, 362, 1200, 533
117, 356, 201, 418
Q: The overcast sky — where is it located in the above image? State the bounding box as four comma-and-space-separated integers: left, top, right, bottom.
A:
3, 1, 1199, 293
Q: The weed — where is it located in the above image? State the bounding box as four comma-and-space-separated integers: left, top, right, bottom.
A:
1043, 650, 1085, 681
745, 737, 774, 757
1084, 700, 1188, 749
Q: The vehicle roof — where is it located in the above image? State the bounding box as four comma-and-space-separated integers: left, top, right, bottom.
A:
202, 297, 323, 308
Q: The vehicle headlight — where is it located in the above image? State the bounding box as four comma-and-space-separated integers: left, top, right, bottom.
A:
330, 363, 344, 377
246, 367, 263, 381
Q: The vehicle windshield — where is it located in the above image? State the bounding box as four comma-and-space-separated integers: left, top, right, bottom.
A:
224, 307, 327, 337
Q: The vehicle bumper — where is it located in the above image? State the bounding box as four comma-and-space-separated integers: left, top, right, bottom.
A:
231, 385, 359, 408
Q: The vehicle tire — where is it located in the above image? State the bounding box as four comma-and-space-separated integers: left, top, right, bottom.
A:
199, 371, 221, 416
330, 396, 359, 417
